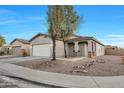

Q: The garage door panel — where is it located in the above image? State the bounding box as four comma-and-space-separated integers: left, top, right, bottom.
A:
33, 45, 51, 57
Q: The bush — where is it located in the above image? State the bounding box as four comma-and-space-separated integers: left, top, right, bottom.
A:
0, 50, 4, 56
21, 49, 28, 57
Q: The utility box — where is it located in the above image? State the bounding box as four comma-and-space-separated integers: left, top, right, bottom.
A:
121, 56, 124, 64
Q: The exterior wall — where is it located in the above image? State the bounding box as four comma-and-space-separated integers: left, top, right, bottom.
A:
21, 44, 30, 55
11, 41, 30, 55
11, 41, 23, 46
55, 40, 65, 57
30, 35, 64, 58
105, 48, 124, 56
88, 40, 92, 52
84, 44, 88, 57
96, 43, 105, 56
87, 40, 104, 57
30, 35, 52, 45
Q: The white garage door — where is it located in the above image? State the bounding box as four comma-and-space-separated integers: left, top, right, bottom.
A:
33, 44, 51, 57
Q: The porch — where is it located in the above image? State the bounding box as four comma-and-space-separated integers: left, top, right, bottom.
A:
65, 37, 97, 58
66, 41, 88, 57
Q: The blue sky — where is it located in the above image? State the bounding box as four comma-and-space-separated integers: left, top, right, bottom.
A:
0, 5, 124, 47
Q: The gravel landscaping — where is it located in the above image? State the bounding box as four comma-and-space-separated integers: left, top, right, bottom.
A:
15, 55, 124, 76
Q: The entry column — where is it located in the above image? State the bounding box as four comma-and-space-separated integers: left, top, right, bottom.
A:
74, 42, 79, 56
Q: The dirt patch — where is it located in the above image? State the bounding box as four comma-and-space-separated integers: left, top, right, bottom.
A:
15, 55, 124, 76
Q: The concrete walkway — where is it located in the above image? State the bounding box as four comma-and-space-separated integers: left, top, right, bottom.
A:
0, 56, 44, 64
57, 57, 86, 62
0, 63, 124, 88
0, 55, 18, 59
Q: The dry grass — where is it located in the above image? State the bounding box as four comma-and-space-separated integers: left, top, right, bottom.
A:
15, 55, 124, 76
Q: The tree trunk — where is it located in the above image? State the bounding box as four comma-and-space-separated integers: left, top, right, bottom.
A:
52, 38, 56, 61
63, 40, 67, 58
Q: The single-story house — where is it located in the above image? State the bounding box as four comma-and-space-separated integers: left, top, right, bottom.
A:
29, 33, 105, 58
10, 38, 30, 56
0, 44, 12, 55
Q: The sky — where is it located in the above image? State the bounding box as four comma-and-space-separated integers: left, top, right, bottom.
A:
0, 5, 124, 47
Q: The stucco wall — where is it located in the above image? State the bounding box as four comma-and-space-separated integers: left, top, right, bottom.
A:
87, 40, 104, 57
105, 48, 124, 56
55, 40, 65, 57
30, 35, 52, 45
88, 40, 92, 52
11, 41, 23, 46
96, 43, 105, 56
30, 35, 65, 57
11, 41, 30, 55
84, 44, 88, 57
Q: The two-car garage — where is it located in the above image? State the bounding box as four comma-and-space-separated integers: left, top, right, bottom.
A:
32, 44, 51, 57
29, 33, 65, 58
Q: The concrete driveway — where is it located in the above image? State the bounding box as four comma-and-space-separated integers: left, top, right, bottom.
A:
0, 56, 44, 64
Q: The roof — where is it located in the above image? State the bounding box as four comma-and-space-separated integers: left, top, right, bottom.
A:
29, 33, 104, 46
29, 33, 48, 42
66, 36, 104, 46
10, 38, 30, 45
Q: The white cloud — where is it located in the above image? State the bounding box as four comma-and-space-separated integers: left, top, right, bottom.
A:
0, 20, 26, 25
100, 34, 124, 48
0, 8, 45, 25
107, 34, 124, 38
0, 16, 46, 25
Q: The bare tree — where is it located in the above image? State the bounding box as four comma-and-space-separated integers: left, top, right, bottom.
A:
59, 5, 79, 58
47, 6, 64, 60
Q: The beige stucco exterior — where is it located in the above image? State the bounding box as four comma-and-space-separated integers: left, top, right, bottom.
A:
87, 40, 104, 57
30, 35, 65, 57
29, 33, 104, 58
55, 40, 65, 57
95, 42, 105, 56
66, 39, 104, 58
11, 40, 30, 56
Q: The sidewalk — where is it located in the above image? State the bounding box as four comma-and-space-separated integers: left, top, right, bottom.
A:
0, 63, 124, 88
0, 55, 18, 59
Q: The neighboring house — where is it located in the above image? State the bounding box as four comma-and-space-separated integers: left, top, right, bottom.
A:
10, 38, 30, 56
29, 33, 105, 58
105, 45, 124, 56
1, 44, 12, 55
0, 44, 12, 55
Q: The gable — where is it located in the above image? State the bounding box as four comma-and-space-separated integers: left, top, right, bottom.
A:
30, 35, 52, 45
11, 40, 23, 46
